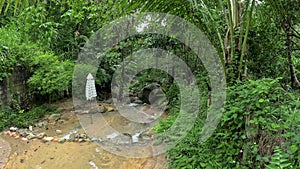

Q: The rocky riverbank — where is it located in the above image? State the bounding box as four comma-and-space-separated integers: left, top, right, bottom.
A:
0, 98, 168, 169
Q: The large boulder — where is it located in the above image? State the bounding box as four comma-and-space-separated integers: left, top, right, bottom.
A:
138, 83, 161, 104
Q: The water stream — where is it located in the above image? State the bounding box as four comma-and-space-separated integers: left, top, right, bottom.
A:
76, 103, 166, 158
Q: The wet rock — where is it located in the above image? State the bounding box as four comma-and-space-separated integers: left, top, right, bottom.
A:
141, 135, 152, 141
21, 137, 28, 142
122, 133, 132, 137
106, 106, 115, 112
141, 104, 151, 111
52, 138, 65, 143
37, 133, 46, 139
138, 83, 160, 104
130, 96, 139, 103
61, 114, 70, 120
132, 133, 140, 143
43, 137, 54, 142
140, 129, 155, 142
37, 121, 48, 128
91, 137, 101, 142
26, 133, 36, 140
48, 114, 61, 121
142, 129, 156, 137
9, 127, 18, 132
78, 138, 84, 142
68, 133, 76, 142
116, 134, 132, 145
128, 90, 136, 97
128, 103, 140, 107
106, 132, 119, 139
98, 104, 107, 113
133, 99, 143, 104
74, 133, 89, 142
107, 133, 132, 145
56, 130, 63, 135
52, 138, 59, 142
88, 108, 98, 114
57, 119, 65, 124
18, 129, 29, 137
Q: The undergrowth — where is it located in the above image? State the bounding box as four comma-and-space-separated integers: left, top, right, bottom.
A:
0, 105, 58, 131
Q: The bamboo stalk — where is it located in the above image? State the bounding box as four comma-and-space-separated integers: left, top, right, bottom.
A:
13, 0, 19, 16
227, 0, 235, 65
4, 0, 12, 15
0, 0, 5, 14
238, 0, 255, 80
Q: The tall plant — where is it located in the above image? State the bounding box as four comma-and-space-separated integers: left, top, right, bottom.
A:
263, 0, 300, 88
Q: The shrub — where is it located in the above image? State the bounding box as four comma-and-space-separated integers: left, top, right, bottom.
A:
27, 53, 74, 102
156, 78, 300, 168
0, 105, 57, 131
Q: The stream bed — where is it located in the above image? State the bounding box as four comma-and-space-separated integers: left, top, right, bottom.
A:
1, 99, 167, 169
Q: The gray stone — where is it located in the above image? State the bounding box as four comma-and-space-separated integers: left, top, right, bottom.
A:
37, 132, 46, 139
26, 133, 36, 140
57, 120, 65, 124
37, 121, 48, 128
9, 127, 18, 132
68, 133, 76, 142
48, 114, 61, 121
133, 99, 143, 104
138, 83, 160, 104
88, 108, 99, 114
98, 105, 107, 113
58, 138, 65, 143
106, 106, 115, 112
115, 135, 132, 145
61, 114, 70, 120
56, 130, 63, 134
43, 137, 54, 142
18, 129, 28, 137
141, 135, 152, 141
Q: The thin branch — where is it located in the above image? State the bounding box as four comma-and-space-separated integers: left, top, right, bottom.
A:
291, 26, 300, 37
289, 32, 300, 39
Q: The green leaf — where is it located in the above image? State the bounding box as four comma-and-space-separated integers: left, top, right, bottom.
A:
259, 98, 265, 103
290, 145, 298, 153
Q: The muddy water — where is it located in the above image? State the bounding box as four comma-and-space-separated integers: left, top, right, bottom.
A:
1, 99, 168, 169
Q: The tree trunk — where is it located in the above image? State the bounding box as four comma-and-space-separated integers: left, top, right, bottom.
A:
285, 22, 300, 88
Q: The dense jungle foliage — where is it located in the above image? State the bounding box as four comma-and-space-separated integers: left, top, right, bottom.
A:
0, 0, 299, 168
